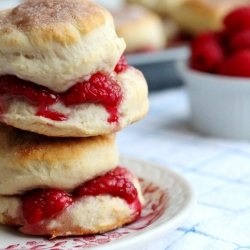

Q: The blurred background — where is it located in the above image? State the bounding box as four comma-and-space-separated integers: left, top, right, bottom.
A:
94, 0, 189, 92
93, 0, 250, 91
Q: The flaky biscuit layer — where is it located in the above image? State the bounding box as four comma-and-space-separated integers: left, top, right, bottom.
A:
0, 0, 126, 92
0, 123, 119, 195
0, 168, 145, 238
0, 67, 149, 137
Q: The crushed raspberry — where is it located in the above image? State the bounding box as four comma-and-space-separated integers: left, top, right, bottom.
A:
218, 50, 250, 77
20, 167, 141, 225
0, 75, 66, 121
229, 29, 250, 52
22, 189, 73, 224
64, 73, 122, 106
105, 105, 119, 123
0, 70, 124, 123
112, 166, 135, 180
0, 76, 58, 105
64, 73, 123, 123
36, 106, 67, 121
76, 167, 138, 204
224, 6, 250, 32
190, 40, 224, 73
114, 56, 129, 74
0, 55, 129, 122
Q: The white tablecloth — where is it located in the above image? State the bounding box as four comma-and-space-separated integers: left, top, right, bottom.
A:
117, 87, 250, 250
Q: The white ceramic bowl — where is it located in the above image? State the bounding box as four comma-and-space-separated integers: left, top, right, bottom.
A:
176, 60, 250, 140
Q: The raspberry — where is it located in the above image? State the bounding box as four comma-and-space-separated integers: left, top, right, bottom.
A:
76, 167, 138, 204
36, 107, 67, 121
190, 40, 224, 73
112, 166, 130, 176
105, 105, 119, 123
64, 73, 122, 106
22, 189, 73, 224
224, 6, 250, 32
190, 31, 218, 52
0, 75, 58, 105
229, 29, 250, 52
218, 50, 250, 77
0, 73, 123, 123
114, 55, 129, 73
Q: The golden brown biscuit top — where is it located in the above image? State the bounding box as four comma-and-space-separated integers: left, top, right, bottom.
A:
0, 0, 125, 92
0, 123, 116, 162
0, 0, 108, 43
183, 0, 250, 9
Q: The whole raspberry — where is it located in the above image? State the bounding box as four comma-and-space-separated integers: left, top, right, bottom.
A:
224, 6, 250, 32
22, 189, 73, 224
190, 31, 218, 52
218, 50, 250, 77
64, 73, 122, 106
190, 40, 224, 73
229, 29, 250, 52
114, 55, 129, 74
76, 167, 138, 204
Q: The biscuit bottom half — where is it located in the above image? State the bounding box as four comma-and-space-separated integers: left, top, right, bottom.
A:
0, 166, 145, 238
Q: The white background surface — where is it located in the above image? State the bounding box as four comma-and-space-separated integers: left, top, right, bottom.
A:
117, 88, 250, 249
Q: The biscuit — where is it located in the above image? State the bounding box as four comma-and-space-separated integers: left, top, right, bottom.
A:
0, 123, 119, 195
126, 0, 186, 16
0, 0, 149, 137
113, 4, 166, 53
0, 67, 149, 137
0, 167, 145, 238
169, 0, 250, 35
0, 0, 125, 92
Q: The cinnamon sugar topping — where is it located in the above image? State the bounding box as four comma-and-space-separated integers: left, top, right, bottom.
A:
0, 0, 105, 30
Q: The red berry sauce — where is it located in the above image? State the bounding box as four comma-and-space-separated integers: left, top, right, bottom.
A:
76, 166, 138, 204
64, 73, 123, 123
21, 167, 142, 225
114, 55, 129, 73
0, 56, 129, 123
0, 75, 66, 121
22, 189, 73, 224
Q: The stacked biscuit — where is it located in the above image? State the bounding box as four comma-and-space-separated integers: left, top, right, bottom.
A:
126, 0, 250, 35
111, 4, 168, 54
0, 0, 149, 238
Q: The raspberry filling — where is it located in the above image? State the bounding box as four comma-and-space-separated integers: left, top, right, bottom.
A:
0, 56, 129, 123
76, 166, 138, 204
22, 189, 73, 225
21, 167, 141, 225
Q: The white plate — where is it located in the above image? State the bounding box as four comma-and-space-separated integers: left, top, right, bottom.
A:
0, 157, 196, 250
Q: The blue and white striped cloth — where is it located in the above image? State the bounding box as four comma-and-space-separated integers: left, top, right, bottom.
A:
117, 88, 250, 250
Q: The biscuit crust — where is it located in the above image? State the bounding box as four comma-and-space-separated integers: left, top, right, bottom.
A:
0, 0, 126, 92
0, 67, 149, 137
0, 123, 119, 195
0, 168, 145, 238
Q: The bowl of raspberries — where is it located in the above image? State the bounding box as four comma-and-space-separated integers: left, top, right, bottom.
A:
177, 6, 250, 140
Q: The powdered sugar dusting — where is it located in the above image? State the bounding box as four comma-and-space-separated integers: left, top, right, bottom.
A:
1, 0, 104, 30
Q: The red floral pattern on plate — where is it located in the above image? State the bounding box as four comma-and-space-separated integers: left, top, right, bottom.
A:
2, 178, 169, 250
